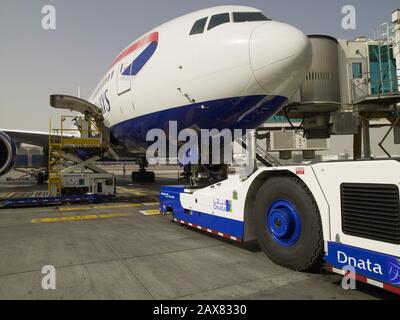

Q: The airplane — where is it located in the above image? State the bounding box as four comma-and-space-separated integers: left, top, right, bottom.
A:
0, 5, 312, 183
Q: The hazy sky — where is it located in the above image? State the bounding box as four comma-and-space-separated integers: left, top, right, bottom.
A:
0, 0, 399, 132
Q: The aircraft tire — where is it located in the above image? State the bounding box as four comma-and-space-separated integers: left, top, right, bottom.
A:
132, 171, 155, 183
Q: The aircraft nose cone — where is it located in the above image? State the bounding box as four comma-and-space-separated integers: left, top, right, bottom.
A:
249, 21, 312, 97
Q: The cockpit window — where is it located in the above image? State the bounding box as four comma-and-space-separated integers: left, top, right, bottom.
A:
208, 13, 230, 30
233, 12, 270, 22
190, 17, 208, 35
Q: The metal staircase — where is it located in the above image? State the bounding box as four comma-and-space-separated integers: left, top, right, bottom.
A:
239, 133, 282, 168
255, 141, 283, 167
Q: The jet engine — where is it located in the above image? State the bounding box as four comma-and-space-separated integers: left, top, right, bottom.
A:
0, 131, 17, 176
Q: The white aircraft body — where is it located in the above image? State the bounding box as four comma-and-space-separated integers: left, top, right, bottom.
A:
0, 5, 312, 177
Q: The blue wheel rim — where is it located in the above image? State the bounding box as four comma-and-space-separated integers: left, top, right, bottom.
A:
266, 200, 302, 247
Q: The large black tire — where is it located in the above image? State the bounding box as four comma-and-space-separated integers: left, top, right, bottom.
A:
132, 171, 155, 183
254, 176, 323, 272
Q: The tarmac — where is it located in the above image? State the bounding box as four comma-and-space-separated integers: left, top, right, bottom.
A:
0, 168, 397, 300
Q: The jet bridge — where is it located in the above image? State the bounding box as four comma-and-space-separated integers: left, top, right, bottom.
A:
276, 13, 400, 161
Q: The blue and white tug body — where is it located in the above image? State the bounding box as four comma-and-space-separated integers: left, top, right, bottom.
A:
160, 159, 400, 295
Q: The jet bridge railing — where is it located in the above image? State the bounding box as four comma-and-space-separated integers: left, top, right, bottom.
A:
352, 68, 400, 103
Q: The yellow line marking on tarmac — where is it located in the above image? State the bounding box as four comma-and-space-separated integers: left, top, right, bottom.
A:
58, 203, 142, 212
140, 210, 161, 216
127, 191, 147, 196
117, 187, 146, 196
142, 202, 160, 206
32, 213, 129, 224
0, 193, 14, 199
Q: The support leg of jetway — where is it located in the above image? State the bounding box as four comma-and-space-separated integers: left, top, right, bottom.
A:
362, 116, 371, 159
353, 126, 362, 160
379, 117, 400, 158
353, 115, 372, 160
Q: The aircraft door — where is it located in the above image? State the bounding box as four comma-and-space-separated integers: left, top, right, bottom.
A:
117, 61, 131, 95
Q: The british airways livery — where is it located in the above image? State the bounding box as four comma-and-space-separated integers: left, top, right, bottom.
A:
0, 5, 312, 179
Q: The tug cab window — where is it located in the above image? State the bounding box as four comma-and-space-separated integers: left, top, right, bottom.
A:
190, 17, 208, 35
208, 13, 230, 30
233, 12, 270, 22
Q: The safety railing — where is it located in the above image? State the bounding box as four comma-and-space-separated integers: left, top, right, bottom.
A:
49, 116, 103, 148
352, 68, 400, 102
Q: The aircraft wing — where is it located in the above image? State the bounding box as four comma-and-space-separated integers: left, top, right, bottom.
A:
1, 130, 53, 147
